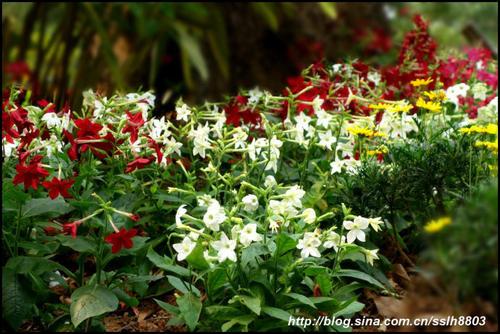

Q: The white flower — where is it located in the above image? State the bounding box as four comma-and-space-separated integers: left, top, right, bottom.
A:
268, 217, 281, 233
282, 185, 305, 209
343, 158, 361, 175
343, 216, 369, 244
203, 201, 227, 231
302, 208, 316, 224
312, 96, 324, 114
297, 232, 321, 258
212, 111, 226, 139
316, 108, 333, 128
264, 175, 277, 188
242, 194, 259, 212
248, 87, 263, 105
237, 223, 262, 247
247, 138, 268, 161
163, 136, 183, 156
330, 159, 343, 174
232, 127, 248, 149
188, 228, 204, 241
197, 194, 215, 207
176, 103, 191, 122
363, 248, 379, 266
323, 231, 345, 252
46, 135, 63, 158
189, 123, 211, 158
176, 205, 187, 227
367, 72, 381, 86
211, 232, 237, 262
2, 138, 18, 158
332, 64, 343, 73
42, 112, 62, 130
94, 97, 108, 119
471, 83, 488, 101
149, 116, 171, 140
294, 112, 311, 133
172, 236, 196, 261
318, 130, 336, 150
446, 83, 470, 109
367, 217, 383, 232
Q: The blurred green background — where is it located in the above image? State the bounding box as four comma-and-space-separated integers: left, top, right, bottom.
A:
1, 2, 498, 113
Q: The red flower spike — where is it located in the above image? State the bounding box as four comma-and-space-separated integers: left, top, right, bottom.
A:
105, 228, 138, 253
42, 177, 75, 199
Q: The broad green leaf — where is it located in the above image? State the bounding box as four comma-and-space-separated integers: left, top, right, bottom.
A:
167, 275, 200, 297
70, 285, 119, 328
21, 197, 73, 218
318, 2, 337, 19
146, 247, 190, 277
275, 233, 297, 257
175, 23, 209, 81
56, 235, 96, 253
154, 298, 180, 315
261, 306, 292, 322
207, 268, 227, 295
6, 256, 60, 275
2, 269, 35, 330
112, 287, 139, 307
336, 269, 386, 290
221, 315, 255, 332
241, 243, 269, 268
285, 292, 317, 309
238, 295, 261, 315
205, 305, 244, 320
316, 273, 332, 296
332, 300, 365, 317
177, 292, 202, 331
186, 242, 209, 270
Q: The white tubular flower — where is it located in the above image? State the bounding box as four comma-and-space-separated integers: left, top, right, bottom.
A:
2, 138, 19, 158
46, 135, 63, 158
212, 111, 226, 139
149, 116, 171, 141
242, 194, 259, 212
282, 185, 305, 209
264, 175, 277, 188
188, 228, 204, 241
367, 217, 384, 232
343, 216, 369, 244
189, 123, 211, 158
446, 83, 470, 109
93, 97, 108, 119
332, 64, 343, 73
330, 159, 343, 175
172, 236, 196, 261
176, 205, 187, 227
294, 112, 311, 133
248, 87, 263, 105
238, 223, 262, 247
316, 108, 333, 128
203, 201, 227, 231
312, 96, 324, 114
163, 136, 183, 156
268, 217, 281, 233
42, 112, 62, 130
363, 248, 379, 266
197, 194, 215, 207
232, 127, 248, 149
318, 130, 336, 150
323, 231, 345, 252
302, 208, 317, 224
211, 232, 237, 263
471, 83, 488, 101
343, 158, 361, 176
176, 103, 191, 122
297, 232, 321, 258
367, 72, 381, 86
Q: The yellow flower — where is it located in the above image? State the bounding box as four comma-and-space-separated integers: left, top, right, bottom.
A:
347, 125, 386, 138
411, 77, 433, 87
367, 145, 389, 155
424, 217, 452, 233
423, 90, 447, 101
369, 103, 392, 110
387, 103, 413, 113
474, 140, 498, 152
459, 123, 498, 135
416, 97, 442, 113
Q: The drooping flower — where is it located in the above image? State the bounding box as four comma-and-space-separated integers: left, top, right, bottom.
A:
13, 155, 50, 190
302, 208, 316, 224
343, 216, 369, 243
367, 217, 384, 232
105, 228, 138, 253
63, 220, 83, 239
264, 175, 277, 188
176, 205, 187, 227
42, 177, 75, 199
211, 232, 237, 262
173, 236, 196, 261
362, 248, 379, 266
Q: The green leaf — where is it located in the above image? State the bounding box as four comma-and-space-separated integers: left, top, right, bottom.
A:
316, 273, 332, 296
261, 306, 292, 322
174, 22, 209, 82
186, 242, 209, 270
207, 268, 227, 295
167, 275, 200, 297
21, 197, 73, 218
285, 292, 317, 309
241, 243, 269, 268
112, 287, 139, 307
154, 298, 180, 315
333, 300, 365, 317
336, 269, 386, 290
238, 295, 261, 315
176, 292, 202, 331
318, 2, 338, 20
2, 181, 29, 209
251, 3, 279, 31
6, 256, 60, 275
70, 285, 119, 328
56, 235, 96, 253
2, 268, 35, 330
275, 233, 297, 257
221, 315, 255, 332
146, 247, 190, 277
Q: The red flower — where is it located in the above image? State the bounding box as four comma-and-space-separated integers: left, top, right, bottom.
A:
13, 155, 50, 190
125, 156, 155, 173
105, 228, 138, 253
42, 177, 75, 199
63, 221, 82, 238
37, 99, 56, 113
75, 118, 102, 138
122, 111, 145, 143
